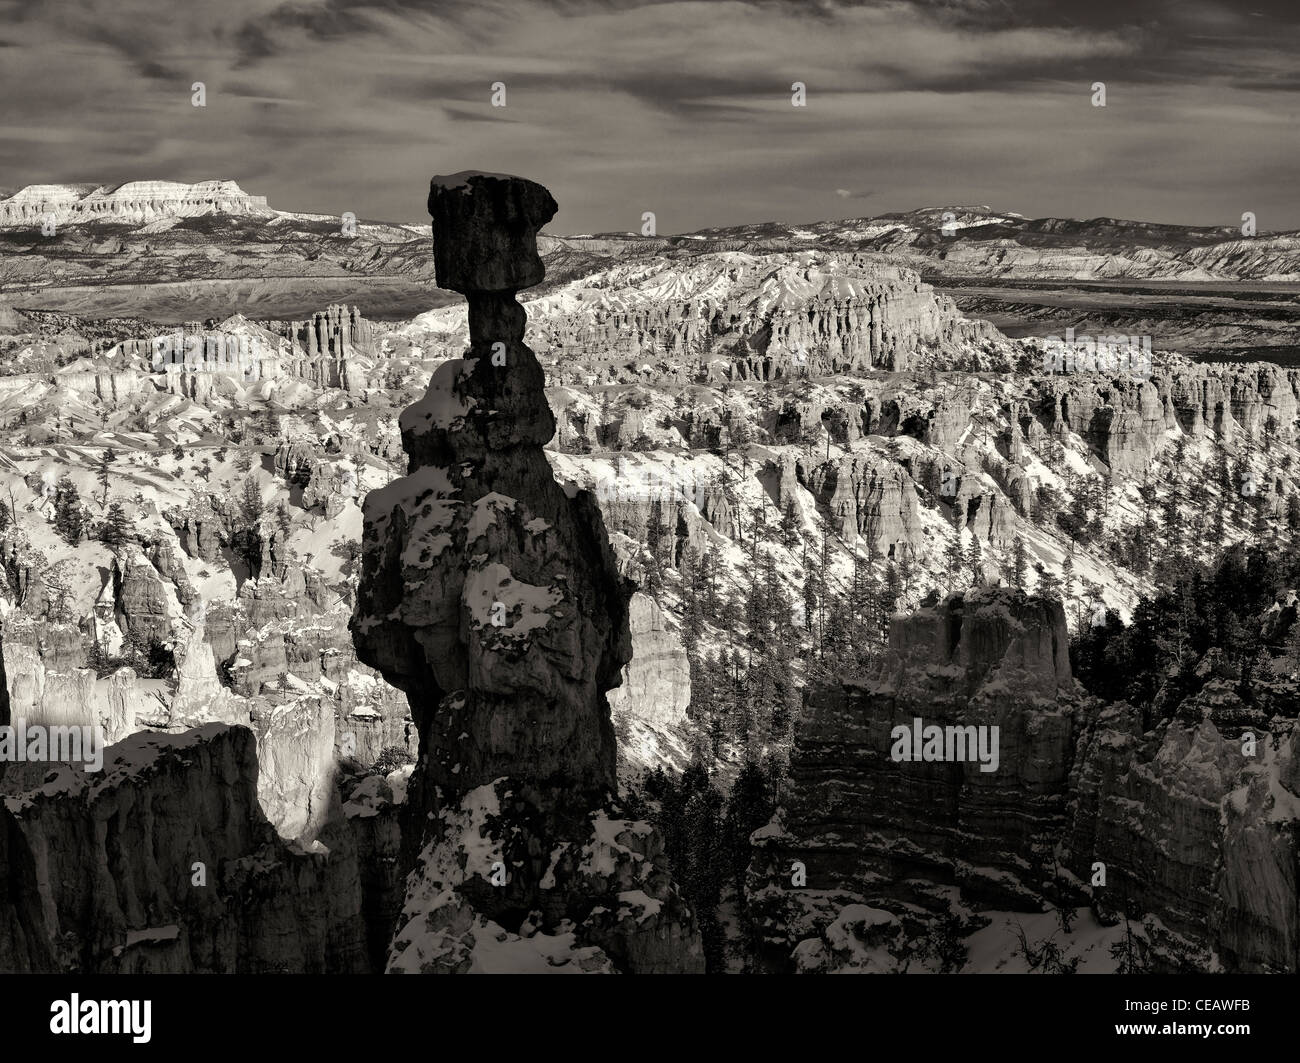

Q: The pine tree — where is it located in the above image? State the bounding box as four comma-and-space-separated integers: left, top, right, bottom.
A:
802, 560, 820, 636
730, 414, 754, 473
53, 474, 84, 545
701, 547, 721, 617
235, 446, 254, 474
966, 536, 984, 586
879, 562, 903, 644
97, 447, 116, 509
1036, 563, 1061, 601
750, 504, 766, 567
101, 500, 132, 546
1008, 530, 1029, 587
241, 476, 263, 527
945, 529, 966, 589
646, 497, 663, 563
780, 500, 800, 551
723, 761, 774, 902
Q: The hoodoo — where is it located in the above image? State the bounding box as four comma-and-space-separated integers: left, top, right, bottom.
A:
352, 172, 704, 973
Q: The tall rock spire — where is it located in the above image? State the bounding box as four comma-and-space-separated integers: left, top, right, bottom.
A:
354, 172, 629, 807
351, 171, 701, 972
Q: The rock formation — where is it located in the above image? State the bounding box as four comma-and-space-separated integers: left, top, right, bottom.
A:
352, 171, 704, 972
749, 587, 1300, 973
0, 633, 56, 972
411, 250, 999, 381
9, 725, 367, 973
607, 592, 691, 733
0, 181, 270, 228
278, 305, 377, 385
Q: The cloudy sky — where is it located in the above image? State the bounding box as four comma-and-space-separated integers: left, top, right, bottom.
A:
1, 0, 1297, 233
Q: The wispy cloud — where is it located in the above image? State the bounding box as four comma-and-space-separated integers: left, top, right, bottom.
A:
0, 0, 1295, 231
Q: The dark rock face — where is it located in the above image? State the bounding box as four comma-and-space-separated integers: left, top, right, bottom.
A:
353, 172, 703, 972
427, 173, 554, 295
9, 726, 369, 973
0, 636, 56, 973
750, 587, 1300, 973
353, 173, 629, 808
752, 590, 1081, 923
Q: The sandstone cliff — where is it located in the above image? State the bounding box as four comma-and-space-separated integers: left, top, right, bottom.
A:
749, 587, 1300, 973
8, 725, 367, 972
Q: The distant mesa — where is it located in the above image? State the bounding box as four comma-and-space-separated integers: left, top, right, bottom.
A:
0, 180, 271, 227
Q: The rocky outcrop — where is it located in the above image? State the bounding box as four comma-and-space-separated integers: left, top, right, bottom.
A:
608, 592, 691, 732
0, 630, 56, 972
799, 452, 924, 558
256, 697, 338, 844
112, 545, 179, 646
353, 171, 703, 973
1063, 704, 1299, 973
749, 587, 1300, 972
302, 458, 359, 519
1030, 366, 1300, 475
750, 589, 1079, 937
2, 640, 154, 754
8, 725, 368, 973
170, 624, 242, 728
277, 305, 376, 387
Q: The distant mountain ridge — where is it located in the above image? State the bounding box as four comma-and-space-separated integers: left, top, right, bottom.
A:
3, 181, 1298, 326
0, 180, 272, 227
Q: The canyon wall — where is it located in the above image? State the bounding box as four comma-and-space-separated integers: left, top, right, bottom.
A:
9, 725, 368, 973
749, 587, 1300, 972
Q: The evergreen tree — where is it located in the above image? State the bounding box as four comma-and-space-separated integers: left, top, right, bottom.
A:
53, 474, 84, 545
802, 560, 821, 637
966, 536, 984, 586
780, 500, 800, 551
944, 529, 966, 589
730, 414, 754, 473
1036, 563, 1061, 601
101, 500, 132, 546
898, 550, 914, 596
878, 562, 903, 644
97, 447, 116, 509
240, 476, 264, 526
723, 761, 774, 905
1011, 535, 1028, 591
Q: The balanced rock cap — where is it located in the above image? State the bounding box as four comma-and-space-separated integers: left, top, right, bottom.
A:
427, 171, 558, 295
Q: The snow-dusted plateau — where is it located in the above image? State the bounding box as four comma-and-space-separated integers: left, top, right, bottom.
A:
0, 175, 1298, 974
